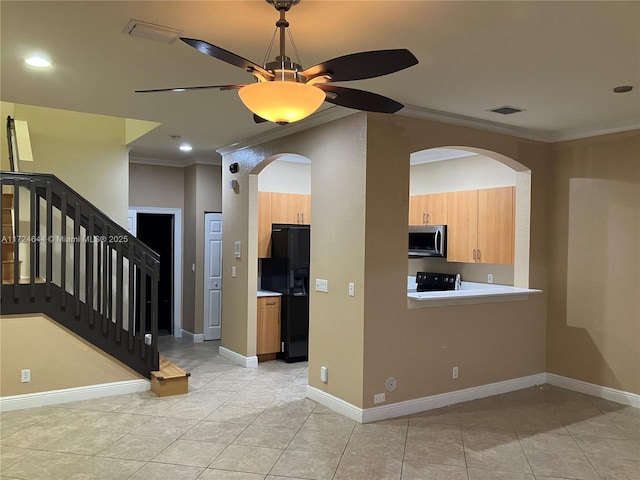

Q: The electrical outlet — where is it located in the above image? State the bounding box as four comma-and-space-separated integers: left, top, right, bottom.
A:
21, 369, 31, 383
232, 266, 237, 277
487, 273, 494, 284
452, 366, 459, 379
374, 393, 386, 404
348, 282, 355, 297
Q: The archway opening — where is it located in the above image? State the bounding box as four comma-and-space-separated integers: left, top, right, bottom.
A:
408, 146, 531, 288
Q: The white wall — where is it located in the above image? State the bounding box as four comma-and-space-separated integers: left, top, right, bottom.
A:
410, 154, 516, 195
258, 159, 311, 194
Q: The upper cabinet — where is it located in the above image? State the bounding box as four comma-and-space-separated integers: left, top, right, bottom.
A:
446, 186, 514, 265
259, 192, 311, 258
409, 193, 448, 225
258, 191, 272, 259
271, 192, 311, 225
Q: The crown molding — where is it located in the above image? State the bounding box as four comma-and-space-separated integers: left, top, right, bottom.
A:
129, 155, 221, 168
399, 104, 557, 143
400, 104, 640, 144
217, 106, 352, 157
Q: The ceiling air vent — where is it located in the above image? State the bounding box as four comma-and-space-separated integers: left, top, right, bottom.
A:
489, 105, 525, 115
122, 19, 182, 44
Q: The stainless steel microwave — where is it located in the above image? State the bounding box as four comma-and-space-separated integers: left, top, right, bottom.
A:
409, 225, 446, 258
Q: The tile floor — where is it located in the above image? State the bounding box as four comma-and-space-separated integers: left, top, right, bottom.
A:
1, 336, 639, 479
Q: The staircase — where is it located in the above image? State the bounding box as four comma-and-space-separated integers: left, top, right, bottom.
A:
1, 172, 160, 378
2, 192, 18, 283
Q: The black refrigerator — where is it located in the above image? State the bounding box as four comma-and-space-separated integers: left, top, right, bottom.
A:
261, 224, 310, 362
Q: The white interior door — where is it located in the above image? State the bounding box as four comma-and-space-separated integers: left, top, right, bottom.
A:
204, 213, 222, 340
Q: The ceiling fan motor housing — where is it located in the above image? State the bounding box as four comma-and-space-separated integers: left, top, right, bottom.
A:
265, 58, 307, 83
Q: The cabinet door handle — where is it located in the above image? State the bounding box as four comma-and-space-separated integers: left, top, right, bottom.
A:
473, 249, 477, 260
297, 212, 300, 223
422, 213, 426, 224
301, 212, 304, 223
477, 249, 481, 262
266, 301, 276, 306
426, 213, 430, 224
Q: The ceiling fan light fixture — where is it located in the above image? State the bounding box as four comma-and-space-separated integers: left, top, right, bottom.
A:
238, 81, 325, 124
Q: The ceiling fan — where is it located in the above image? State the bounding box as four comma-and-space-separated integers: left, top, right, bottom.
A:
136, 0, 418, 124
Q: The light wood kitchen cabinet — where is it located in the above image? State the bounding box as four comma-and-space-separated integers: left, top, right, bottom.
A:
258, 191, 311, 258
257, 295, 281, 357
271, 192, 311, 225
258, 191, 272, 258
409, 193, 448, 225
447, 186, 514, 264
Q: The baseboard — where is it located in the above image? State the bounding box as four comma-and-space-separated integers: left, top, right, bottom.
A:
546, 373, 640, 408
307, 373, 547, 424
181, 330, 205, 343
218, 346, 258, 368
0, 379, 150, 412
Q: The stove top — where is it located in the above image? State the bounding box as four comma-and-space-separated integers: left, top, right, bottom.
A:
415, 272, 458, 292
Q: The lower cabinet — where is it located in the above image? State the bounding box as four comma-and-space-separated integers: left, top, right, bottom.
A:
257, 295, 281, 357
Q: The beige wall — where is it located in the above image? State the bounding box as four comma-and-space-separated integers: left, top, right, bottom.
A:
1, 103, 131, 227
193, 163, 223, 334
222, 112, 550, 410
360, 114, 548, 408
547, 131, 640, 394
129, 162, 222, 336
0, 315, 141, 396
221, 114, 368, 405
182, 165, 198, 334
129, 163, 185, 209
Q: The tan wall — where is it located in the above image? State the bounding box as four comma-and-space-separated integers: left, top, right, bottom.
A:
193, 163, 223, 334
547, 131, 640, 394
0, 315, 142, 396
1, 103, 130, 227
221, 114, 367, 405
129, 163, 185, 209
182, 165, 198, 334
362, 114, 548, 408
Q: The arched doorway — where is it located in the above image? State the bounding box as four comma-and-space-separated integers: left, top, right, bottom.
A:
408, 147, 531, 288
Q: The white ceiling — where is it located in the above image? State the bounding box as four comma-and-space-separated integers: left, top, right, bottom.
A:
2, 1, 639, 164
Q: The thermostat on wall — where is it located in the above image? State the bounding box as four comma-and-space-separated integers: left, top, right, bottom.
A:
234, 240, 241, 258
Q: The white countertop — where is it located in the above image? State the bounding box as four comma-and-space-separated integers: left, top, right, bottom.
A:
407, 277, 541, 307
257, 290, 282, 297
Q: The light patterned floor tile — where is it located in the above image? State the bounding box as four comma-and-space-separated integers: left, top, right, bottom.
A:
269, 449, 340, 480
209, 444, 283, 474
127, 461, 203, 480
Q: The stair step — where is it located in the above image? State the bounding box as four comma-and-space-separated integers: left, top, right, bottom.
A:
2, 277, 46, 285
150, 355, 190, 397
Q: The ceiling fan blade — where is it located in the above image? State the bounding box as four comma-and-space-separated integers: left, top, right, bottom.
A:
135, 84, 245, 93
302, 49, 418, 82
253, 114, 269, 124
316, 84, 404, 113
181, 37, 272, 79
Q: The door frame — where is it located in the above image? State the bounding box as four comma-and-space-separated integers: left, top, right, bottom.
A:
128, 206, 183, 338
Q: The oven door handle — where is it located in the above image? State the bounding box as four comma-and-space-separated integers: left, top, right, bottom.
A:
435, 230, 441, 254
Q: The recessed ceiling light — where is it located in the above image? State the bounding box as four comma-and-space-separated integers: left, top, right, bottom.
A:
613, 85, 633, 93
25, 55, 52, 68
179, 143, 192, 152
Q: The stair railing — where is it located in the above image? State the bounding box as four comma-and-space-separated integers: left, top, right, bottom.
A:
1, 171, 160, 377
